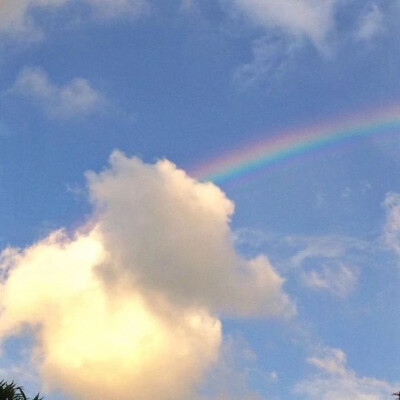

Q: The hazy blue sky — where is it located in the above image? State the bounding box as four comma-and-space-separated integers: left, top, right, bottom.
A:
0, 1, 400, 400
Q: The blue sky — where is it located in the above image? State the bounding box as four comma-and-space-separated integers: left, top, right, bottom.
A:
0, 1, 400, 400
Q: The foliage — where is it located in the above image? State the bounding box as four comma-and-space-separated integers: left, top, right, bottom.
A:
0, 380, 42, 400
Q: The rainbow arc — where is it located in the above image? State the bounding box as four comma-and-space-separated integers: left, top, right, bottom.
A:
191, 105, 400, 184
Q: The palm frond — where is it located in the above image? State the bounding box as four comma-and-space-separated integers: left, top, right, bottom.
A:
0, 381, 42, 400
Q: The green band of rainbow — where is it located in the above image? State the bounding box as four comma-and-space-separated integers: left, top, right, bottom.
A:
191, 105, 400, 184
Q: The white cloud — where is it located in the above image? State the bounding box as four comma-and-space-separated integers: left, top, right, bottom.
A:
0, 152, 293, 400
233, 34, 299, 89
233, 228, 272, 251
307, 348, 348, 376
234, 230, 367, 298
0, 0, 147, 38
0, 0, 45, 39
286, 235, 367, 297
356, 3, 383, 41
13, 67, 104, 118
295, 347, 397, 400
301, 263, 359, 297
227, 0, 339, 46
288, 235, 368, 267
383, 192, 400, 258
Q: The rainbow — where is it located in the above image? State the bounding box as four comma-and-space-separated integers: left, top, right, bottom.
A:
191, 104, 400, 184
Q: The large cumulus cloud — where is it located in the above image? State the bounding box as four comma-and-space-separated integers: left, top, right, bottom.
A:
0, 151, 293, 400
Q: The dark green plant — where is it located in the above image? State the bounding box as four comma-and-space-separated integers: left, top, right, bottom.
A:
0, 380, 42, 400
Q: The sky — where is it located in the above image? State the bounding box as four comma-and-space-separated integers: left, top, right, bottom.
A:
0, 1, 400, 399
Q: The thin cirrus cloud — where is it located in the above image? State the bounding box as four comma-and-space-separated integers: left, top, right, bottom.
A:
233, 34, 299, 89
356, 3, 384, 41
0, 0, 148, 39
227, 0, 339, 47
285, 235, 367, 297
228, 0, 387, 88
0, 151, 294, 400
295, 347, 397, 400
301, 263, 359, 298
288, 235, 369, 268
12, 67, 105, 119
226, 0, 339, 89
233, 229, 365, 298
383, 192, 400, 259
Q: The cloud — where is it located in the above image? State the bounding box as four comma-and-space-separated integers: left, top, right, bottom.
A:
226, 0, 339, 46
383, 192, 400, 258
0, 0, 147, 39
288, 235, 368, 268
233, 229, 367, 298
284, 235, 368, 297
233, 34, 299, 89
301, 263, 359, 297
307, 348, 348, 376
0, 152, 293, 400
295, 347, 397, 400
202, 335, 268, 400
233, 228, 272, 252
0, 0, 45, 39
86, 151, 294, 317
0, 232, 221, 400
356, 3, 383, 41
13, 67, 105, 119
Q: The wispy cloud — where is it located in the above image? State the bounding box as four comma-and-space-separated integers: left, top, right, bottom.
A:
356, 3, 384, 41
12, 67, 105, 119
202, 335, 269, 400
234, 229, 369, 297
226, 0, 339, 47
0, 152, 293, 400
288, 235, 369, 268
0, 0, 148, 39
289, 235, 370, 297
296, 347, 397, 400
233, 34, 299, 89
301, 263, 359, 297
383, 192, 400, 258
